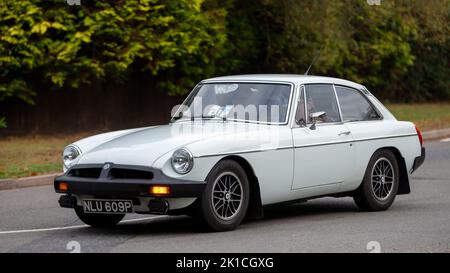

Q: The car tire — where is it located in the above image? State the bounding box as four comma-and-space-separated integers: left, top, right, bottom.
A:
74, 205, 125, 227
353, 149, 400, 211
199, 160, 250, 231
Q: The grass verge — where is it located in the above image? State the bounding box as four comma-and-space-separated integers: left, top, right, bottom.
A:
386, 103, 450, 131
0, 133, 92, 179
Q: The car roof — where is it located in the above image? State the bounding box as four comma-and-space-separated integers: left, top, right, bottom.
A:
202, 74, 366, 90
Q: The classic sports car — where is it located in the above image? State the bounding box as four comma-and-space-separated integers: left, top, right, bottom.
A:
54, 75, 425, 231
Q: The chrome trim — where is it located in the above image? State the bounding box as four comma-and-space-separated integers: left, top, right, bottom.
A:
289, 83, 301, 128
305, 84, 309, 124
303, 85, 308, 126
194, 145, 292, 158
202, 79, 295, 85
171, 147, 194, 174
332, 84, 344, 122
291, 84, 307, 128
170, 83, 201, 123
291, 181, 342, 191
195, 133, 417, 158
63, 144, 82, 169
68, 144, 82, 155
293, 133, 417, 149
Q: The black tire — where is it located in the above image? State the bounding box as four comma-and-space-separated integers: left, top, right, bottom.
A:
198, 160, 250, 231
353, 149, 400, 211
74, 206, 125, 227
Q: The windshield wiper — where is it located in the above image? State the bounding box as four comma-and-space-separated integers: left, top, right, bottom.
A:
205, 114, 227, 121
191, 114, 227, 121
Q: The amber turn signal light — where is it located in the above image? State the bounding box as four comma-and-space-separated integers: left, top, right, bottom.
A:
149, 185, 170, 196
58, 182, 68, 192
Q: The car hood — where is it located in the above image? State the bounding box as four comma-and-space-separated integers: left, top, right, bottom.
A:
76, 122, 250, 166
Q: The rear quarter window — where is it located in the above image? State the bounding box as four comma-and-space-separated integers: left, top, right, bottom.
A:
335, 86, 380, 121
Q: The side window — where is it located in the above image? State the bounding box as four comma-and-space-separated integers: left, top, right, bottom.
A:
305, 84, 341, 123
295, 86, 306, 126
335, 86, 380, 121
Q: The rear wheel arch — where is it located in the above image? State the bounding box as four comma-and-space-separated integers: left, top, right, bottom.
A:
220, 155, 264, 220
354, 148, 400, 211
371, 147, 410, 195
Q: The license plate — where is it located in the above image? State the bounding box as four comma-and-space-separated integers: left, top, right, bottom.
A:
83, 199, 133, 214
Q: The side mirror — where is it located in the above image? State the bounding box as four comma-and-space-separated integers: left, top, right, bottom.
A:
309, 111, 326, 130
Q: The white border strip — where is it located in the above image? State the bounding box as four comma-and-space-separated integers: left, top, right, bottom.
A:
0, 215, 168, 235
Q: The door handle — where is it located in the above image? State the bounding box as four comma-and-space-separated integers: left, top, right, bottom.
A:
338, 131, 351, 136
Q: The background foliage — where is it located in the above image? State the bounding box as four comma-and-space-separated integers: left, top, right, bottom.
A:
208, 0, 449, 102
0, 0, 449, 128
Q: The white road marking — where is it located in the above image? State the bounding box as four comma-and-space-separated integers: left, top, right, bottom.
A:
0, 215, 168, 235
441, 138, 450, 142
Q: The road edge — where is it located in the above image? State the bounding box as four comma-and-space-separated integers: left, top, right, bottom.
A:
1, 128, 450, 191
422, 128, 450, 141
0, 173, 61, 191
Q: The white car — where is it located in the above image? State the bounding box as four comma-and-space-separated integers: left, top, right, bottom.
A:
54, 74, 425, 231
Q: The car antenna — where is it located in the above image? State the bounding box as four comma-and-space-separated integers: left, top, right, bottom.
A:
304, 45, 324, 75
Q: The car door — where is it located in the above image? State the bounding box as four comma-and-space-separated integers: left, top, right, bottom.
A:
333, 85, 384, 189
291, 84, 355, 190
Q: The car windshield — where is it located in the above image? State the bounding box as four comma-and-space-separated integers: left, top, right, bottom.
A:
176, 83, 292, 124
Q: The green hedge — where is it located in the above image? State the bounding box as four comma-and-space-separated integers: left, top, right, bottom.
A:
0, 0, 448, 118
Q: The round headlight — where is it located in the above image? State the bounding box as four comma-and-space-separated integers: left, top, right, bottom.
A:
171, 148, 193, 174
63, 145, 81, 168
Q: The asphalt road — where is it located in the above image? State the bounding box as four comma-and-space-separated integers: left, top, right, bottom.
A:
0, 139, 449, 253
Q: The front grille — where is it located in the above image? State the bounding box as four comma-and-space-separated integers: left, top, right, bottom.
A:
109, 168, 153, 180
68, 168, 102, 178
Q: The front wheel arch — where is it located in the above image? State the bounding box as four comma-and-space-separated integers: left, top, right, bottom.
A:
220, 155, 264, 220
182, 156, 263, 221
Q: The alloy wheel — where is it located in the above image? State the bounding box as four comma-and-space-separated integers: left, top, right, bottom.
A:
371, 157, 395, 201
211, 172, 243, 220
